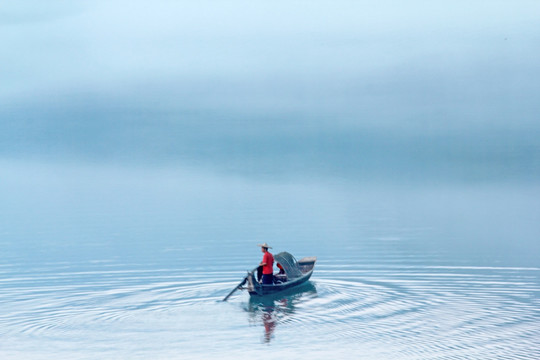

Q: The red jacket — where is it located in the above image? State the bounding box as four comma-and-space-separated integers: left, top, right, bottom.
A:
262, 252, 274, 274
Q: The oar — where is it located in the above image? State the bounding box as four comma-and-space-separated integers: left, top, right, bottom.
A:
222, 267, 258, 301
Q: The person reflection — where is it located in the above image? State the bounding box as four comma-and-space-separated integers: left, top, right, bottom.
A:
247, 283, 316, 343
262, 306, 276, 343
248, 299, 279, 343
260, 298, 290, 343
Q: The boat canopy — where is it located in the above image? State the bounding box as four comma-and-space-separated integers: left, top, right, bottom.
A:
274, 252, 303, 279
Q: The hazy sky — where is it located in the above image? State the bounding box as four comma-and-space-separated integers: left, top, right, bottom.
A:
1, 2, 539, 268
1, 1, 539, 181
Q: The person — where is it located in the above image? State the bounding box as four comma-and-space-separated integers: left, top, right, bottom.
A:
257, 243, 274, 284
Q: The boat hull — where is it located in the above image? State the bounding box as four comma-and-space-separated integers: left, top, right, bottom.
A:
247, 269, 314, 296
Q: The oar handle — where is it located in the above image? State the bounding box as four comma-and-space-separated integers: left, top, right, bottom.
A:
222, 266, 259, 301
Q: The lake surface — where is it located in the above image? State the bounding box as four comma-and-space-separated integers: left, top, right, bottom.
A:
1, 161, 539, 359
2, 1, 540, 359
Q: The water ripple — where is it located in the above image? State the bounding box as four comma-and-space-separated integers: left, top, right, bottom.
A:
1, 264, 539, 359
236, 265, 540, 358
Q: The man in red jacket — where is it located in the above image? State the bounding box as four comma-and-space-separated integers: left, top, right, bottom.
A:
258, 243, 274, 284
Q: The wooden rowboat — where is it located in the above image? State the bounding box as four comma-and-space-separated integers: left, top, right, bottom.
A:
246, 252, 317, 296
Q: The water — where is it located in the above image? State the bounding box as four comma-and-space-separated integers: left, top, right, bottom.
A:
2, 0, 540, 358
1, 161, 539, 359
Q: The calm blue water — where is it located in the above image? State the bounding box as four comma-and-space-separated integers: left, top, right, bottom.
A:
1, 161, 539, 359
2, 1, 540, 359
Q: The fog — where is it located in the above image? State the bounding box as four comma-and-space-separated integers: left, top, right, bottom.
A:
2, 1, 539, 183
1, 1, 539, 257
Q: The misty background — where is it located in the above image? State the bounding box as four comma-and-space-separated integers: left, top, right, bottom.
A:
1, 1, 539, 267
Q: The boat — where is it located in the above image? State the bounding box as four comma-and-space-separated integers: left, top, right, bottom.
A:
222, 251, 317, 301
245, 252, 317, 296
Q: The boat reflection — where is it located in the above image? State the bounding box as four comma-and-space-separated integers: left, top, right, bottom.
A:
244, 282, 317, 343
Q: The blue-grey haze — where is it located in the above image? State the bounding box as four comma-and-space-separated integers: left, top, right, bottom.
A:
1, 1, 539, 359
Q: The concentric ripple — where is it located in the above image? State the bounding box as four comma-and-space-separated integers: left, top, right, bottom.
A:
1, 262, 539, 359
231, 264, 540, 359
